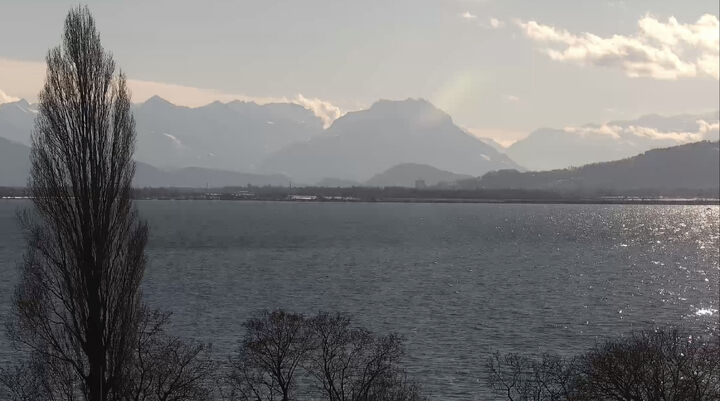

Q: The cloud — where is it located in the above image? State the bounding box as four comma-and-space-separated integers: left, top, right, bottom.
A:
503, 94, 520, 103
0, 57, 345, 127
489, 18, 504, 29
0, 88, 19, 104
697, 119, 720, 135
460, 11, 477, 20
564, 119, 719, 143
565, 124, 623, 139
294, 94, 344, 128
518, 14, 720, 80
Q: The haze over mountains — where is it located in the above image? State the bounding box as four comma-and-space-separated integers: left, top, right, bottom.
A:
0, 136, 31, 187
0, 138, 293, 188
0, 97, 519, 185
0, 99, 37, 145
506, 111, 720, 171
0, 96, 718, 189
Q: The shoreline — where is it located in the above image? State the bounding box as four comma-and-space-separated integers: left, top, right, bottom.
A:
5, 197, 718, 206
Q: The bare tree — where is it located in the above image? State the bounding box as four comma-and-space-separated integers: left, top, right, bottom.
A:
6, 6, 146, 401
227, 310, 313, 401
305, 312, 411, 401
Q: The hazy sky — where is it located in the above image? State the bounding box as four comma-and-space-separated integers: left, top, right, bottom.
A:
0, 0, 718, 143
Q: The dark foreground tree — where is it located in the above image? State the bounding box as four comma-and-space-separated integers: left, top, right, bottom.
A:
0, 6, 215, 401
487, 328, 720, 401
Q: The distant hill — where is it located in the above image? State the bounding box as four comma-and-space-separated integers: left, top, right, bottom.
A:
465, 141, 720, 192
134, 163, 291, 188
260, 98, 521, 183
365, 163, 471, 188
0, 136, 31, 186
506, 111, 719, 171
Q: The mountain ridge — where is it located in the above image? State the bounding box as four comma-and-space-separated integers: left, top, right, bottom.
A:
259, 98, 521, 183
466, 141, 720, 192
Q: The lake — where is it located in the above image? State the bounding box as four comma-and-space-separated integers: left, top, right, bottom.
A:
0, 200, 718, 399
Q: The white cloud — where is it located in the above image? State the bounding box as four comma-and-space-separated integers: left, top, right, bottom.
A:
564, 119, 719, 143
460, 11, 477, 20
518, 14, 720, 80
697, 119, 720, 135
489, 18, 504, 29
0, 88, 19, 105
565, 124, 622, 139
294, 94, 344, 128
0, 57, 345, 127
115, 79, 346, 127
503, 94, 520, 103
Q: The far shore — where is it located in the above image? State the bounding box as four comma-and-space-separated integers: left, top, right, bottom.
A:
2, 195, 719, 206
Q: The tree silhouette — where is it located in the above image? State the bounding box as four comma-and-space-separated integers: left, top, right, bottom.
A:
227, 311, 425, 401
5, 6, 150, 400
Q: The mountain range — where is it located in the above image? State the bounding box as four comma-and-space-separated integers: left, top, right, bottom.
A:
1, 96, 719, 188
133, 96, 324, 172
0, 97, 518, 184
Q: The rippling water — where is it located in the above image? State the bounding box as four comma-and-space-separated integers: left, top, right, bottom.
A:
0, 200, 718, 399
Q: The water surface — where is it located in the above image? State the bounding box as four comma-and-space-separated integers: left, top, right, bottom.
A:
0, 200, 718, 399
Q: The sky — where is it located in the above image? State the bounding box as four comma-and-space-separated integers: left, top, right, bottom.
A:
0, 0, 718, 144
